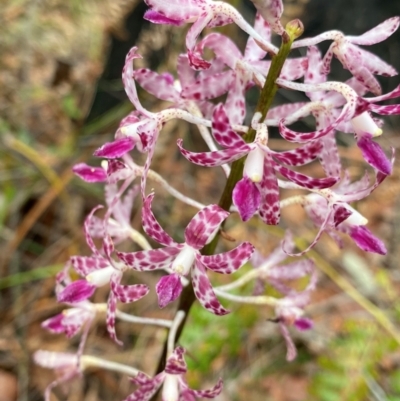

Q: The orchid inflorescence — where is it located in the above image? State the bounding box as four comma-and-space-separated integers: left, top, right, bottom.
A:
35, 0, 399, 399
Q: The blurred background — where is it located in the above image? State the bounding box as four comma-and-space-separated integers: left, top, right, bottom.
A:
1, 0, 400, 400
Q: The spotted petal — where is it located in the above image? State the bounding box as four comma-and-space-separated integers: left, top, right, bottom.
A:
142, 193, 178, 246
272, 161, 338, 189
117, 247, 182, 271
177, 138, 251, 167
133, 68, 180, 102
185, 204, 229, 249
111, 273, 149, 304
199, 242, 254, 274
192, 260, 229, 315
183, 377, 224, 399
258, 155, 280, 225
269, 141, 322, 166
70, 256, 110, 277
106, 291, 122, 346
124, 372, 164, 401
211, 104, 246, 148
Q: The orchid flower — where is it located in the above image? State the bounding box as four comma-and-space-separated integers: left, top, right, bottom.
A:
292, 17, 400, 94
285, 167, 391, 256
42, 302, 96, 338
191, 15, 307, 125
125, 346, 222, 401
117, 193, 254, 315
276, 76, 398, 174
57, 205, 149, 344
178, 105, 337, 225
143, 0, 279, 70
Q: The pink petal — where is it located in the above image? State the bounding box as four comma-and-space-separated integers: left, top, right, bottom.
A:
233, 176, 261, 221
270, 141, 322, 166
357, 134, 392, 175
272, 161, 338, 189
192, 260, 229, 316
333, 204, 352, 227
197, 32, 241, 69
177, 138, 251, 167
57, 280, 96, 303
165, 346, 187, 374
84, 205, 104, 256
177, 54, 196, 88
258, 156, 280, 225
224, 74, 247, 125
93, 137, 136, 158
155, 273, 183, 308
184, 377, 224, 398
249, 0, 284, 35
244, 13, 270, 61
181, 70, 234, 100
279, 322, 297, 361
186, 13, 214, 70
349, 225, 387, 255
348, 16, 400, 46
106, 291, 123, 346
133, 68, 180, 102
294, 317, 313, 331
122, 47, 152, 117
41, 313, 65, 334
125, 372, 164, 401
70, 255, 109, 276
72, 163, 106, 183
142, 193, 178, 246
211, 104, 245, 148
111, 274, 149, 304
144, 0, 202, 22
117, 247, 181, 271
143, 9, 183, 26
199, 242, 255, 274
185, 204, 229, 249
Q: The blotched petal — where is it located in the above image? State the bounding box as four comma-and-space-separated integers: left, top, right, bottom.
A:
117, 247, 182, 271
192, 260, 229, 315
178, 138, 251, 167
211, 104, 245, 148
185, 204, 228, 249
70, 256, 109, 277
111, 273, 149, 304
199, 242, 254, 274
124, 372, 164, 401
142, 193, 178, 246
258, 156, 280, 225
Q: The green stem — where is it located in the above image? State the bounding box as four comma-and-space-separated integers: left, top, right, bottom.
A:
154, 21, 302, 376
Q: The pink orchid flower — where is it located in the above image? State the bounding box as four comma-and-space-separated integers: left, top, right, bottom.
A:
143, 0, 279, 69
57, 205, 149, 344
124, 347, 222, 401
178, 104, 337, 225
292, 17, 400, 94
117, 193, 254, 315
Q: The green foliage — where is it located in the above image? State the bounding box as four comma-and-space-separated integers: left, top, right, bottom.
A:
310, 320, 398, 401
180, 301, 258, 384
